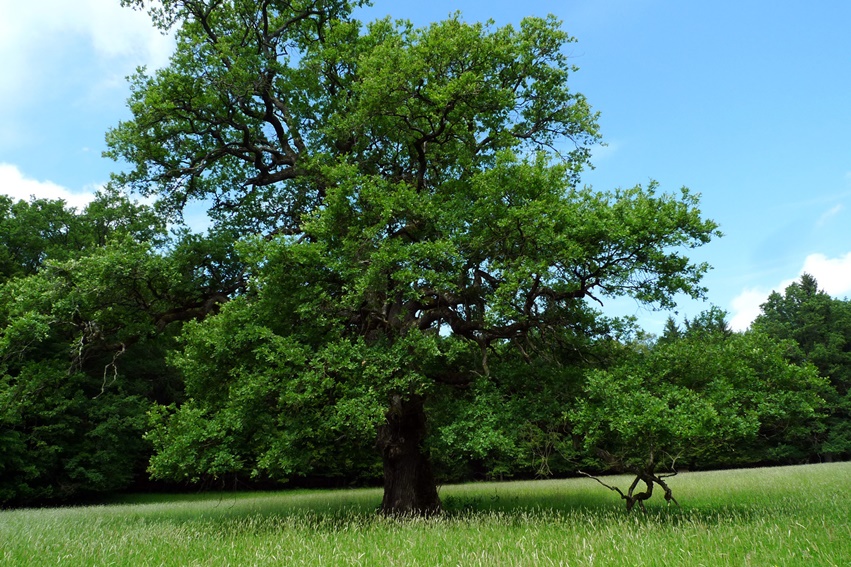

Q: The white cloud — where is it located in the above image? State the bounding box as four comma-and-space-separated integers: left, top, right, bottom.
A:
800, 252, 851, 296
0, 0, 173, 106
0, 163, 96, 210
728, 251, 851, 331
729, 288, 770, 332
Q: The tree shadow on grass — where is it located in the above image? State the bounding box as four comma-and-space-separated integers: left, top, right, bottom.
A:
438, 482, 788, 529
101, 478, 802, 532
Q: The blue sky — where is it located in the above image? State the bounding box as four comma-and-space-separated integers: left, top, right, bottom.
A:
1, 0, 849, 334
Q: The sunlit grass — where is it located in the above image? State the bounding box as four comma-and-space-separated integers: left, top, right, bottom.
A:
1, 462, 848, 566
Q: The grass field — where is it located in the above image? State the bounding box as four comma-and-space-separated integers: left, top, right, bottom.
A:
1, 462, 849, 566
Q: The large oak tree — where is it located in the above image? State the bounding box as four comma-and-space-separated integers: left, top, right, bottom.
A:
113, 0, 719, 514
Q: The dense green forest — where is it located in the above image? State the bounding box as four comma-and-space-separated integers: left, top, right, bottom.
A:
2, 0, 848, 511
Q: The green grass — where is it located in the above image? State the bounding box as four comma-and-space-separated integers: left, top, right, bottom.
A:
1, 462, 849, 566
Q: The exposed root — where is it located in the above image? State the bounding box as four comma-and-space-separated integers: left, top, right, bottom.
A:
579, 468, 680, 513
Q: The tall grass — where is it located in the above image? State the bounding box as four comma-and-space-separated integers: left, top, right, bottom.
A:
2, 462, 848, 566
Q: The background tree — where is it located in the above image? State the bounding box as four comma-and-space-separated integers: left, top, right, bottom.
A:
753, 274, 851, 460
570, 312, 827, 511
0, 191, 244, 505
114, 0, 720, 514
0, 190, 162, 284
658, 316, 681, 344
0, 196, 78, 281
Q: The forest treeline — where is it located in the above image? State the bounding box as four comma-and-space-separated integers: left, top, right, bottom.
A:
1, 193, 848, 506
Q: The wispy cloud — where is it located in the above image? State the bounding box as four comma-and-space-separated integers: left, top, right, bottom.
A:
590, 140, 621, 163
0, 163, 96, 210
816, 204, 844, 227
728, 251, 851, 331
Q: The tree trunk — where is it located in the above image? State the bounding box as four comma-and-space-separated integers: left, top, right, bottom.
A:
376, 394, 441, 516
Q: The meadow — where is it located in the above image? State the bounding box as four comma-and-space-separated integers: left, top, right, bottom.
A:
1, 462, 848, 566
